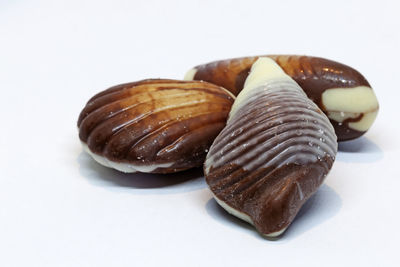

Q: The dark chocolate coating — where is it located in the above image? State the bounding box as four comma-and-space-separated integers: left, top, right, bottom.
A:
78, 79, 234, 173
204, 80, 337, 236
191, 55, 372, 141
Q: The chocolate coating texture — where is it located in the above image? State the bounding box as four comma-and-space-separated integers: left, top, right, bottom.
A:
204, 61, 338, 236
78, 79, 234, 173
190, 55, 377, 141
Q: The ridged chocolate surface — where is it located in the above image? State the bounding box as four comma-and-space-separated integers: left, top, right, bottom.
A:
205, 78, 337, 236
78, 79, 234, 173
190, 55, 373, 141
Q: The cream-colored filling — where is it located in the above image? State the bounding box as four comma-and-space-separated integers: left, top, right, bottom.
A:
213, 194, 253, 225
82, 142, 174, 173
322, 86, 379, 132
214, 194, 287, 238
183, 68, 198, 81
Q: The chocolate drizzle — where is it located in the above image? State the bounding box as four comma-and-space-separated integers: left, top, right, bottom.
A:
204, 70, 338, 236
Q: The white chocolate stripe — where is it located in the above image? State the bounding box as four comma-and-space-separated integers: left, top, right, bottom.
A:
207, 113, 336, 171
229, 58, 304, 119
207, 87, 336, 170
322, 86, 378, 113
327, 111, 361, 123
82, 142, 173, 173
213, 193, 287, 238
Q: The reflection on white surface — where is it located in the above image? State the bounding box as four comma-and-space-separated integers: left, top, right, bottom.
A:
205, 184, 342, 242
337, 136, 383, 163
77, 152, 206, 194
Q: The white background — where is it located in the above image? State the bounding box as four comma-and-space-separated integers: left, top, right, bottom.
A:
1, 0, 399, 266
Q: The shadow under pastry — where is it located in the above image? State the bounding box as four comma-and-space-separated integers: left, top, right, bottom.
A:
337, 136, 383, 163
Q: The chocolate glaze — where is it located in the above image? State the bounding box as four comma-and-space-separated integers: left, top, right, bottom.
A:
204, 79, 337, 236
78, 79, 234, 173
329, 116, 364, 141
192, 55, 373, 141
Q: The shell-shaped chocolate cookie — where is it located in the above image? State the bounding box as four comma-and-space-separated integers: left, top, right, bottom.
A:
78, 79, 235, 173
204, 58, 338, 237
185, 55, 379, 141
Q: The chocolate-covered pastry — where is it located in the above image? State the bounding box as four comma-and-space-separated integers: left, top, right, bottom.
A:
78, 79, 234, 173
204, 58, 338, 237
185, 55, 378, 141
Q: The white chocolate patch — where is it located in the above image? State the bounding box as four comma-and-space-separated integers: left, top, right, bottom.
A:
348, 110, 378, 132
214, 194, 287, 238
322, 86, 378, 113
82, 142, 174, 173
243, 57, 292, 90
322, 86, 379, 131
183, 68, 198, 81
327, 111, 360, 123
213, 194, 253, 225
229, 57, 298, 119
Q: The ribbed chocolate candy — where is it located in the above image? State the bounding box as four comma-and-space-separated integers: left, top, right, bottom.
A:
78, 79, 234, 173
204, 58, 337, 237
185, 55, 378, 141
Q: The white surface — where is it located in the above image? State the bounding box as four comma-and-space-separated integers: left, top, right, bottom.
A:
0, 0, 399, 266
